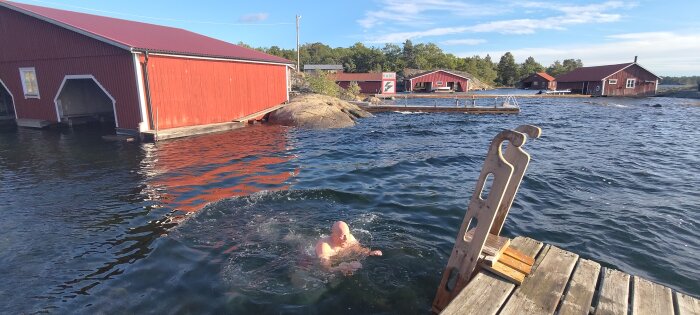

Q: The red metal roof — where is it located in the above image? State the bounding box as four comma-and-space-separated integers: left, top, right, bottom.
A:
0, 1, 292, 64
334, 73, 384, 82
536, 72, 555, 81
555, 63, 632, 82
406, 69, 470, 81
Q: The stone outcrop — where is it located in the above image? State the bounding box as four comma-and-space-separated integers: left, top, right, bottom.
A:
268, 94, 372, 129
364, 96, 382, 105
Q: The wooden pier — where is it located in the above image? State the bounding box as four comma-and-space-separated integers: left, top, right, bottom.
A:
359, 105, 519, 114
432, 125, 699, 315
442, 235, 700, 315
373, 93, 591, 99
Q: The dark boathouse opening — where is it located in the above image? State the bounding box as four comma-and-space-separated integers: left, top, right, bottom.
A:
55, 78, 116, 129
0, 82, 14, 119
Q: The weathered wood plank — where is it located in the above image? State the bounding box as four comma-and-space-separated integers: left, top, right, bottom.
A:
463, 229, 511, 258
595, 268, 630, 315
480, 260, 527, 285
632, 276, 673, 315
503, 246, 535, 266
511, 237, 544, 259
486, 251, 533, 275
676, 292, 700, 315
499, 245, 579, 315
559, 259, 602, 315
441, 237, 543, 315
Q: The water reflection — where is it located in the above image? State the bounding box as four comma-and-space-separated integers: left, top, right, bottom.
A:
145, 125, 296, 213
0, 124, 296, 313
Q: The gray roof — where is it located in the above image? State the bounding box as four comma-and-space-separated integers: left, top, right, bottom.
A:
303, 64, 344, 70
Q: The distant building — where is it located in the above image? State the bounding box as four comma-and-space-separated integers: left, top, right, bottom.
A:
555, 58, 660, 96
303, 64, 344, 73
404, 70, 470, 92
520, 72, 556, 90
334, 72, 396, 94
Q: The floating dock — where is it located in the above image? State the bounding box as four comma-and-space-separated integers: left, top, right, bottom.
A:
441, 236, 700, 315
359, 105, 519, 114
374, 93, 590, 99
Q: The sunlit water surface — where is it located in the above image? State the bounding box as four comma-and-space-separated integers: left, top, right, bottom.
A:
1, 96, 699, 314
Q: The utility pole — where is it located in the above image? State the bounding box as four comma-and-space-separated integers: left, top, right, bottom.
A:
296, 15, 301, 72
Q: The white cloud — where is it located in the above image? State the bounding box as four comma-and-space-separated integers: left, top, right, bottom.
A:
357, 0, 502, 29
441, 38, 486, 45
239, 13, 269, 23
363, 0, 635, 42
367, 27, 470, 43
461, 32, 700, 75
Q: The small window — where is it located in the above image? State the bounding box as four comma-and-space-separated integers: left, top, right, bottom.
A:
19, 67, 40, 99
626, 78, 636, 89
608, 79, 617, 84
436, 81, 443, 86
533, 81, 539, 86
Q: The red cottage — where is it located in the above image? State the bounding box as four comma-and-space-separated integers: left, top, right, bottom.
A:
520, 72, 556, 90
0, 1, 292, 136
555, 59, 660, 96
334, 72, 396, 94
405, 70, 470, 93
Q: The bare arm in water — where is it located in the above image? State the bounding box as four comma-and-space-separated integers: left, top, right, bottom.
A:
316, 237, 382, 275
316, 221, 382, 275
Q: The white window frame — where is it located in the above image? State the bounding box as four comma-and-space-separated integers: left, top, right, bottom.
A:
19, 67, 40, 99
626, 78, 636, 89
608, 79, 617, 84
436, 81, 443, 86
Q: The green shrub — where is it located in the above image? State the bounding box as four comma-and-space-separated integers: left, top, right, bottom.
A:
307, 72, 340, 97
340, 81, 362, 100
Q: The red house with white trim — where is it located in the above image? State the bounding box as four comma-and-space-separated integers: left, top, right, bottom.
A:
0, 1, 292, 136
334, 72, 396, 94
405, 70, 470, 93
555, 59, 660, 96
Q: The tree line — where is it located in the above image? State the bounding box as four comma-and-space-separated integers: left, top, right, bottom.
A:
659, 76, 700, 85
242, 40, 584, 87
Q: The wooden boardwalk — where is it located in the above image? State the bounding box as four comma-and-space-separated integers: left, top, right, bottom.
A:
442, 236, 700, 315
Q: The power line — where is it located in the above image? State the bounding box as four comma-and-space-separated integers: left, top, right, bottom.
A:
22, 0, 295, 26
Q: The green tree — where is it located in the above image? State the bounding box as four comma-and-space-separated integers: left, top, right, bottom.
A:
496, 52, 518, 86
519, 56, 544, 79
402, 40, 417, 69
547, 59, 583, 76
381, 43, 405, 72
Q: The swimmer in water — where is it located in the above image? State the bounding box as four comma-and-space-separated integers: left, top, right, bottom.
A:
316, 221, 382, 275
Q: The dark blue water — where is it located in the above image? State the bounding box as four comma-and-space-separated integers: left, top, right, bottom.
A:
1, 97, 699, 314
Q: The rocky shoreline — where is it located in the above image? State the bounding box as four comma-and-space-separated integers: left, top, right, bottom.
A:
267, 94, 372, 129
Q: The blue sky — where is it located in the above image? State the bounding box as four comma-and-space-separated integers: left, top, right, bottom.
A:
13, 0, 700, 75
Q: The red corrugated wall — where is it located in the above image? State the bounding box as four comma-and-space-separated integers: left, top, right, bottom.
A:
409, 71, 469, 92
143, 55, 288, 130
337, 81, 382, 94
0, 6, 142, 129
604, 64, 658, 96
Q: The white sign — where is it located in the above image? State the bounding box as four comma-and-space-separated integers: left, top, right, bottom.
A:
382, 72, 396, 79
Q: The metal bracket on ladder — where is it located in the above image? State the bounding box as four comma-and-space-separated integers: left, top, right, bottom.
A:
432, 125, 541, 313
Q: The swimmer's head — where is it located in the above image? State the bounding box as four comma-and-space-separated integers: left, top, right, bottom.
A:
331, 221, 351, 246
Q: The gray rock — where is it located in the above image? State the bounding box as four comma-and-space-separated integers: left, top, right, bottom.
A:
268, 94, 372, 129
364, 96, 382, 105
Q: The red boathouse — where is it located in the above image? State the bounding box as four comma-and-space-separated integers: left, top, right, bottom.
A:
405, 70, 470, 93
555, 58, 660, 96
0, 1, 293, 135
520, 72, 556, 90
